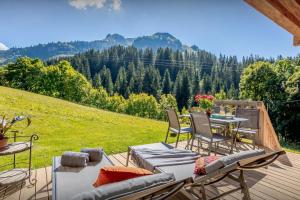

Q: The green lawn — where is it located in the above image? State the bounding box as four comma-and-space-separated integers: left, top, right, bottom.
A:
0, 86, 174, 168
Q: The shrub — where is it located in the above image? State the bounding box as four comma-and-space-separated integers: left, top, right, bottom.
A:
87, 87, 109, 109
125, 93, 159, 119
158, 94, 178, 120
107, 94, 126, 113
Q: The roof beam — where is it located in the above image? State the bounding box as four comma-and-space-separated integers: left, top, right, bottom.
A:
294, 36, 300, 45
245, 0, 300, 46
266, 0, 300, 28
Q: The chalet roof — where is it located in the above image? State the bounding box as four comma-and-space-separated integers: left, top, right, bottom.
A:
245, 0, 300, 46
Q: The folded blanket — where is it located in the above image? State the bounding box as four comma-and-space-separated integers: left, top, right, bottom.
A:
81, 148, 103, 162
132, 148, 200, 171
61, 151, 89, 167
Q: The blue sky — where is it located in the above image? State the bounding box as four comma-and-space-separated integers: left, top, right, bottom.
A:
0, 0, 299, 58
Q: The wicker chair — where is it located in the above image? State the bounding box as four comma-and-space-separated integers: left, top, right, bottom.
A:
233, 108, 260, 149
190, 112, 232, 155
165, 108, 192, 148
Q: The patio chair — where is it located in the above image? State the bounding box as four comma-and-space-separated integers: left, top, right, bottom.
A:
165, 108, 192, 148
190, 112, 232, 155
52, 151, 192, 200
233, 108, 260, 149
128, 142, 285, 200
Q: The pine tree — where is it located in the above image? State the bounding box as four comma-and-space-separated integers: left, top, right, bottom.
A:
133, 65, 144, 93
173, 72, 183, 110
180, 69, 192, 109
162, 69, 172, 94
143, 66, 161, 98
100, 66, 114, 95
93, 73, 101, 88
114, 67, 128, 97
193, 71, 201, 95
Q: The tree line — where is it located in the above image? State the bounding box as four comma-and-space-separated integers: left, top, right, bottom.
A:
48, 46, 269, 110
0, 57, 178, 120
1, 46, 299, 143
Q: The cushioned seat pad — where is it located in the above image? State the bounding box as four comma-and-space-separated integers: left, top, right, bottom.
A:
195, 133, 231, 143
52, 154, 113, 200
169, 127, 192, 134
72, 173, 175, 200
131, 142, 199, 171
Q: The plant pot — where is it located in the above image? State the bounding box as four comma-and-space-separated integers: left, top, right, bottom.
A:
206, 110, 212, 117
0, 138, 8, 149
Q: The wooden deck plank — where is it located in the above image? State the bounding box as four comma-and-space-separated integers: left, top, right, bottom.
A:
45, 167, 52, 200
34, 167, 50, 200
108, 155, 124, 166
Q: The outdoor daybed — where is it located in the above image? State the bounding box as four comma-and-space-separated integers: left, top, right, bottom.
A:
52, 151, 191, 200
126, 142, 285, 200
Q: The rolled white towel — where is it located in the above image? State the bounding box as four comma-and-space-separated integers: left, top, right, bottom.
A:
61, 151, 89, 167
81, 148, 103, 162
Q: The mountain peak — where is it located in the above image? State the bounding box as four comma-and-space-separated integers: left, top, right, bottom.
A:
133, 32, 182, 51
0, 42, 9, 51
104, 34, 126, 43
152, 32, 176, 39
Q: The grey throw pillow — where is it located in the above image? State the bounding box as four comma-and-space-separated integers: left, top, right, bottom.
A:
61, 151, 89, 167
81, 148, 103, 162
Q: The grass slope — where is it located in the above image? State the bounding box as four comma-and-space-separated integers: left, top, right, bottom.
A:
0, 86, 172, 168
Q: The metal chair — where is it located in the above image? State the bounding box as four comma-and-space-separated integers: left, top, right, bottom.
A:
233, 108, 260, 149
190, 112, 232, 155
165, 108, 192, 148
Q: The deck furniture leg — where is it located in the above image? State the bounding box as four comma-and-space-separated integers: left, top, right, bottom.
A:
126, 147, 130, 167
190, 138, 195, 150
200, 182, 207, 200
208, 142, 212, 156
214, 142, 217, 155
165, 128, 169, 143
175, 132, 180, 148
240, 170, 251, 200
197, 138, 200, 154
231, 122, 241, 154
185, 133, 190, 149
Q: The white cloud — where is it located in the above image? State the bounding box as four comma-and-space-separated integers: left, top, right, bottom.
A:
112, 0, 121, 11
0, 42, 9, 51
69, 0, 121, 11
69, 0, 106, 10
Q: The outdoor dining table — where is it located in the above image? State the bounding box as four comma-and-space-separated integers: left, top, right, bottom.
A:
180, 114, 248, 154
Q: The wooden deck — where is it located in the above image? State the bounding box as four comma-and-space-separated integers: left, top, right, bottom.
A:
1, 141, 300, 200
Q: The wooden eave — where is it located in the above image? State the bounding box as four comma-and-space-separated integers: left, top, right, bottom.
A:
245, 0, 300, 46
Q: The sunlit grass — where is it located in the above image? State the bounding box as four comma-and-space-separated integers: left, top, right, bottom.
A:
0, 86, 175, 169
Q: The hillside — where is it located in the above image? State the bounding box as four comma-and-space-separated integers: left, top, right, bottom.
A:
0, 32, 187, 64
0, 86, 169, 168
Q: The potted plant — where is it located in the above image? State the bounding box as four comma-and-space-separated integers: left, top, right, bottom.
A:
0, 115, 31, 149
194, 94, 215, 117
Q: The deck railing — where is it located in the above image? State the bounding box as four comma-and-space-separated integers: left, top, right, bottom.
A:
214, 100, 281, 151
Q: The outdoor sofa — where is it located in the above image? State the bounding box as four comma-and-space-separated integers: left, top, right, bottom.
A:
126, 142, 285, 200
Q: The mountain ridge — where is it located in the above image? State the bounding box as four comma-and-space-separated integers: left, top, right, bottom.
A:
0, 33, 194, 64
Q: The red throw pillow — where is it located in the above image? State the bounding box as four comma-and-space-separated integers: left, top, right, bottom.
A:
93, 166, 153, 187
194, 156, 220, 175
